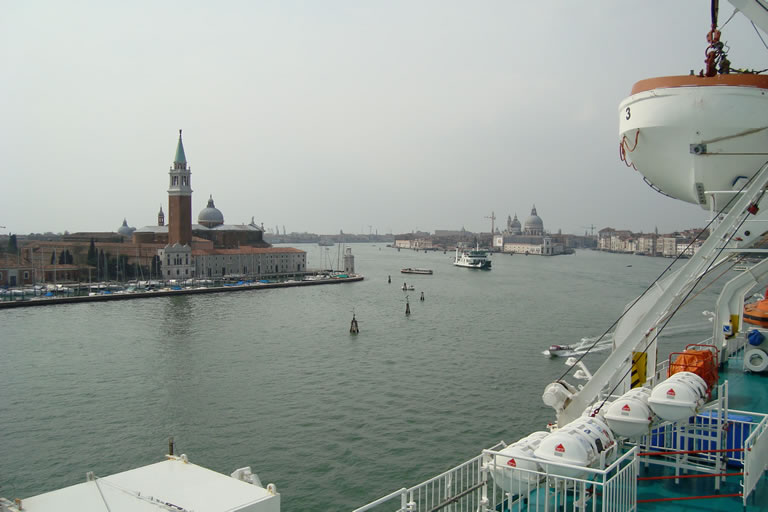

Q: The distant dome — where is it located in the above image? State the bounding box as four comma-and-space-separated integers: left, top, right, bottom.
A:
510, 214, 521, 229
198, 195, 224, 227
117, 218, 135, 236
524, 206, 543, 234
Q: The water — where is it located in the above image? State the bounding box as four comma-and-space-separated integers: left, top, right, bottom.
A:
0, 246, 718, 510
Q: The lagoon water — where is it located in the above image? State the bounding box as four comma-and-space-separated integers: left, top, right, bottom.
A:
0, 245, 717, 510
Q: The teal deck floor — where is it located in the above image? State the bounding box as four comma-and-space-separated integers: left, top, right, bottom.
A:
633, 355, 768, 511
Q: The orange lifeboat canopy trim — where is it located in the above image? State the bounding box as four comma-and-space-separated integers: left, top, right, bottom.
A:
631, 74, 768, 95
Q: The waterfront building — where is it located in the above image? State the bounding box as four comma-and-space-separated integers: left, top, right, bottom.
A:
0, 256, 34, 287
498, 206, 564, 256
19, 131, 306, 283
142, 130, 305, 280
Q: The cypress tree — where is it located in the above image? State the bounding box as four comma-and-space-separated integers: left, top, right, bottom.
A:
7, 234, 18, 253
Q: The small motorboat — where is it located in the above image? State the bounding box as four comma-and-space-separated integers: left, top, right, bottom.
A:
401, 268, 433, 275
402, 283, 415, 291
548, 344, 573, 357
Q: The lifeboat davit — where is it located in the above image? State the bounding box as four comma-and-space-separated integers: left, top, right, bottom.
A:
619, 74, 768, 213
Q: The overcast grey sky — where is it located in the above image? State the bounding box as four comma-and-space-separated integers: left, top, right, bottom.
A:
2, 1, 766, 236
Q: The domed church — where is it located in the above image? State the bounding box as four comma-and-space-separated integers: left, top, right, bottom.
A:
493, 205, 564, 256
133, 131, 306, 279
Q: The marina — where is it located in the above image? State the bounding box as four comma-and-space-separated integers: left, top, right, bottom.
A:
0, 274, 363, 309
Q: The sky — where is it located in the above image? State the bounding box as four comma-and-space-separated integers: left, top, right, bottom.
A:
1, 1, 767, 236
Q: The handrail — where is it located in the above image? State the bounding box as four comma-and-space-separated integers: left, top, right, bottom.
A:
351, 488, 406, 512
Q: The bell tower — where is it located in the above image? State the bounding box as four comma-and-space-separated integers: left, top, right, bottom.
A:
168, 129, 192, 245
158, 205, 165, 226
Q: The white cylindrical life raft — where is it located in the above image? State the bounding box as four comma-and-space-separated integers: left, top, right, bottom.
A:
648, 371, 708, 422
488, 431, 549, 491
533, 417, 616, 479
604, 387, 653, 437
745, 348, 768, 373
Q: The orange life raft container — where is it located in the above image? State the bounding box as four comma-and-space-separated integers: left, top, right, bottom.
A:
744, 288, 768, 328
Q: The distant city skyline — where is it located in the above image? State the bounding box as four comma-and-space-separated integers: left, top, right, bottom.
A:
2, 2, 763, 237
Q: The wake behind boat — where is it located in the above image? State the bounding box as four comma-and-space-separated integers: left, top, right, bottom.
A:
453, 244, 491, 270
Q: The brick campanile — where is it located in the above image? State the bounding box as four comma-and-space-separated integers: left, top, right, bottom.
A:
168, 130, 192, 245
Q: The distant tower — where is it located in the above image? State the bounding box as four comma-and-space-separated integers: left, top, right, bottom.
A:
158, 205, 165, 226
343, 247, 355, 274
168, 130, 192, 245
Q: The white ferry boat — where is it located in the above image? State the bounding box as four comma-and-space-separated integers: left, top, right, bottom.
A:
453, 244, 491, 270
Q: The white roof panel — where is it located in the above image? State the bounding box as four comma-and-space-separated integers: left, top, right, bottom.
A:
6, 457, 279, 512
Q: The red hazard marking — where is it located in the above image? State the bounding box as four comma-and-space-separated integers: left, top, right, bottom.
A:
507, 458, 516, 467
622, 404, 631, 412
555, 444, 565, 453
666, 388, 676, 398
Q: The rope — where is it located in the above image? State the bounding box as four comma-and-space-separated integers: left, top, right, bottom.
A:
619, 130, 639, 170
93, 477, 113, 512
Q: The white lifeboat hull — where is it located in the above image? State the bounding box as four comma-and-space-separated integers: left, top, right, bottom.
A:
619, 75, 768, 211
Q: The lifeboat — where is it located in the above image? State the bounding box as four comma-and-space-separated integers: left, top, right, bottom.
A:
744, 293, 768, 327
619, 74, 768, 213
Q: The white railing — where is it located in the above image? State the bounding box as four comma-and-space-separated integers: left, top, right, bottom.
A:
743, 413, 768, 506
353, 448, 493, 512
482, 446, 637, 512
355, 444, 638, 512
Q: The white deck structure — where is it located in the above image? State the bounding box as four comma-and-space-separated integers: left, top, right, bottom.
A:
0, 455, 279, 512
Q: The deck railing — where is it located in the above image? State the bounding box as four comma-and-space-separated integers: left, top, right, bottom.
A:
742, 412, 768, 506
354, 444, 638, 512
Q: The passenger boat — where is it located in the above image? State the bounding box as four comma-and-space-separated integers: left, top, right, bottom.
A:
453, 244, 491, 270
400, 268, 433, 275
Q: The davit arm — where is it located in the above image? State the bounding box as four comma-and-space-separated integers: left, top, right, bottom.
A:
546, 162, 768, 426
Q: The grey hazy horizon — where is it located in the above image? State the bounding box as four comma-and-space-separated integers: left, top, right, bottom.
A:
2, 1, 766, 236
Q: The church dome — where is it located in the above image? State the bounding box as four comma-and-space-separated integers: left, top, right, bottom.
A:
524, 206, 544, 234
198, 195, 224, 227
510, 214, 521, 229
117, 218, 135, 236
